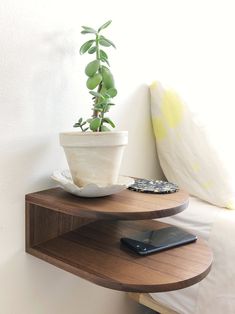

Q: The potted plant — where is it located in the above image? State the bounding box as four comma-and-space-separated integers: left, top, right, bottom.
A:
60, 20, 128, 187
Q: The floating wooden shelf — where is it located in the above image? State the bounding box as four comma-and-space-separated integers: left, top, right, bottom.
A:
26, 187, 189, 220
25, 187, 212, 293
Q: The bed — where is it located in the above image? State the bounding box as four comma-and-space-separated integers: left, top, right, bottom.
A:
126, 82, 235, 313
129, 196, 235, 314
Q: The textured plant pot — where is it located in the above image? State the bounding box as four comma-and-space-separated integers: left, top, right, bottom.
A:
59, 131, 128, 187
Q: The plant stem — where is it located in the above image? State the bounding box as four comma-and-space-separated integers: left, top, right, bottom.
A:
92, 34, 102, 121
96, 34, 100, 60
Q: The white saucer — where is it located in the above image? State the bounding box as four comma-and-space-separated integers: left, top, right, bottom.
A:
51, 170, 135, 198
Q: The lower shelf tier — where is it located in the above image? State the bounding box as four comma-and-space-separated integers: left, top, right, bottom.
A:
27, 215, 212, 292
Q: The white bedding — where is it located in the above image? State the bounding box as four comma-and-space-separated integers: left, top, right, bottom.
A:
150, 196, 235, 314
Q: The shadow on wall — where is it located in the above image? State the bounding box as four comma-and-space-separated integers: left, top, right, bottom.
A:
116, 84, 164, 180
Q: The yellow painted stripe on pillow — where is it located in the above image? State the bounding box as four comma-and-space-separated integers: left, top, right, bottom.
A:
201, 180, 214, 190
162, 90, 184, 128
152, 117, 167, 141
191, 161, 200, 172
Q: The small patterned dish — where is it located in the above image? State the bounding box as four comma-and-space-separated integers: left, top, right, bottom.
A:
51, 170, 135, 198
128, 178, 179, 194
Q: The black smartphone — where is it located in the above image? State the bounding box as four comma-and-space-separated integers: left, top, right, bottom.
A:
121, 226, 197, 256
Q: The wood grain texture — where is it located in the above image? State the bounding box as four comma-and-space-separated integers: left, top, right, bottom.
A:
26, 187, 189, 220
26, 187, 212, 293
26, 203, 93, 247
27, 212, 212, 292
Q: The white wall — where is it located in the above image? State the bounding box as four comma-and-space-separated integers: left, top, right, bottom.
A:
0, 0, 235, 313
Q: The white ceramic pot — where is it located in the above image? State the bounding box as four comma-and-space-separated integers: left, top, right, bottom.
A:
59, 131, 128, 187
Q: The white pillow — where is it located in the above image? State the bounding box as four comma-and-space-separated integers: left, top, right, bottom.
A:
150, 81, 235, 209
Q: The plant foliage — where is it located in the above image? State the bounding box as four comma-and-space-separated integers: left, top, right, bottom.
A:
74, 20, 117, 132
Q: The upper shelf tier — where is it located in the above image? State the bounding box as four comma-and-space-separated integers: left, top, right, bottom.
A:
26, 187, 189, 220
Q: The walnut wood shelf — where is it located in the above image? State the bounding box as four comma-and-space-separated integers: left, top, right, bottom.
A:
26, 187, 212, 293
26, 187, 189, 220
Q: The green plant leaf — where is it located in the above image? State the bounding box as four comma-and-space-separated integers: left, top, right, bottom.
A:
81, 30, 95, 35
100, 49, 110, 66
81, 26, 97, 33
101, 66, 115, 89
96, 98, 107, 105
100, 57, 110, 66
86, 73, 102, 90
98, 20, 112, 32
99, 38, 111, 47
100, 125, 110, 132
85, 60, 100, 77
94, 105, 104, 111
99, 36, 116, 48
99, 86, 107, 97
89, 91, 104, 99
79, 40, 95, 55
90, 117, 101, 131
82, 25, 96, 31
78, 117, 83, 123
88, 46, 97, 54
106, 87, 117, 97
102, 117, 115, 128
100, 50, 108, 59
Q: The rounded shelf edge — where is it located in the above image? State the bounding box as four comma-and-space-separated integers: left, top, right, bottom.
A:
26, 188, 190, 220
34, 219, 213, 293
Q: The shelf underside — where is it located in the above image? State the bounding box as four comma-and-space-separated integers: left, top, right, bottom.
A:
27, 218, 212, 293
